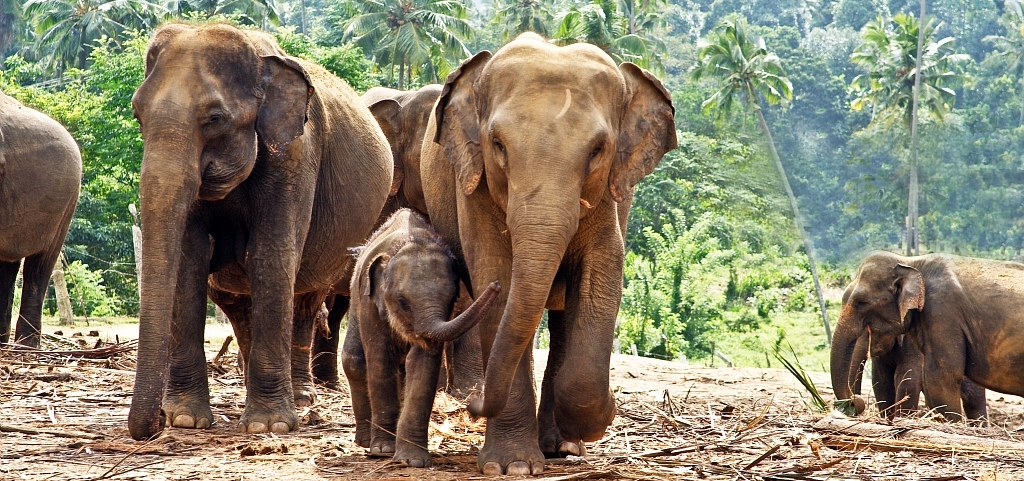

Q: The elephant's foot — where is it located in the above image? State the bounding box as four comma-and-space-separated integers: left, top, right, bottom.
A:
478, 436, 545, 475
354, 425, 371, 448
368, 437, 395, 457
293, 378, 318, 408
394, 441, 432, 467
539, 422, 585, 458
311, 359, 340, 390
553, 391, 616, 444
163, 395, 214, 429
237, 404, 299, 434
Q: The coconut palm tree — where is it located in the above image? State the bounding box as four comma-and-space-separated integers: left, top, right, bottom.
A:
553, 0, 665, 74
692, 14, 832, 342
492, 0, 553, 42
984, 0, 1024, 125
170, 0, 281, 29
849, 12, 969, 255
343, 0, 473, 89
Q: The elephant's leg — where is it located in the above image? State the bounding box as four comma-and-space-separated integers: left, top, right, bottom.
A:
447, 322, 483, 397
893, 341, 923, 417
15, 251, 61, 347
538, 309, 582, 457
478, 348, 542, 475
341, 314, 371, 447
922, 342, 968, 421
961, 378, 988, 421
209, 288, 253, 378
291, 291, 327, 407
312, 295, 348, 388
871, 355, 898, 419
164, 221, 214, 429
394, 344, 443, 467
0, 260, 20, 344
363, 330, 402, 457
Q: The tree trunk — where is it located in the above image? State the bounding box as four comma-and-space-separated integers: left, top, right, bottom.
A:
398, 59, 405, 90
1019, 78, 1023, 126
907, 0, 926, 257
300, 0, 307, 34
52, 254, 74, 327
756, 108, 831, 343
130, 204, 142, 302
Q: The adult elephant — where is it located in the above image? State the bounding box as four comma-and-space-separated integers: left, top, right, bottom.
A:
420, 33, 676, 475
0, 90, 82, 348
839, 330, 987, 420
128, 23, 392, 440
310, 84, 446, 389
830, 251, 1023, 422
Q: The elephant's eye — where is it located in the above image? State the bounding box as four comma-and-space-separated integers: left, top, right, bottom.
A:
398, 296, 411, 312
588, 145, 603, 161
494, 139, 505, 154
207, 114, 222, 125
854, 299, 870, 309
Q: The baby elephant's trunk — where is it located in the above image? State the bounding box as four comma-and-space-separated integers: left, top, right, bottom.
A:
418, 281, 501, 342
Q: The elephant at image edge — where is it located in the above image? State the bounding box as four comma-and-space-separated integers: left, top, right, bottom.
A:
0, 90, 82, 348
840, 329, 987, 420
420, 33, 677, 475
128, 23, 392, 440
830, 251, 1024, 422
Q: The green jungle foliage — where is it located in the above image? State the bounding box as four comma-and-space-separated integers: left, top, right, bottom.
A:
3, 0, 1023, 367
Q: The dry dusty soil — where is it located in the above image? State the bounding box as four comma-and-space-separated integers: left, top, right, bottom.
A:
3, 323, 1024, 480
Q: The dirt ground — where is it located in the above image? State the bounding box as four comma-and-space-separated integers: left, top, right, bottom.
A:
3, 324, 1024, 480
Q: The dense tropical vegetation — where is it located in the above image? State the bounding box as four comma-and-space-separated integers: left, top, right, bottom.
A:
4, 0, 1024, 367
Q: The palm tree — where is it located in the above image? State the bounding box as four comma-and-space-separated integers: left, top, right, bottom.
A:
492, 0, 552, 42
343, 0, 473, 89
1, 0, 25, 57
553, 0, 665, 74
691, 14, 832, 342
24, 0, 164, 73
170, 0, 281, 29
984, 0, 1024, 125
849, 12, 969, 255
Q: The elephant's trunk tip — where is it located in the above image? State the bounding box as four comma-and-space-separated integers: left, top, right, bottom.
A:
128, 410, 167, 441
467, 391, 498, 418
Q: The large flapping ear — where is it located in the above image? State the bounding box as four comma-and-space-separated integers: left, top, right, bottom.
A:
256, 55, 314, 155
610, 63, 677, 204
366, 98, 405, 196
894, 263, 925, 326
355, 252, 391, 298
433, 50, 492, 196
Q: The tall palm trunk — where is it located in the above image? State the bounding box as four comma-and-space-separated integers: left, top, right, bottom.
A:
756, 107, 831, 343
907, 0, 926, 256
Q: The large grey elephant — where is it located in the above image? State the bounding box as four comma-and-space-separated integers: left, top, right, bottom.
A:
0, 90, 82, 348
127, 23, 393, 440
420, 33, 677, 474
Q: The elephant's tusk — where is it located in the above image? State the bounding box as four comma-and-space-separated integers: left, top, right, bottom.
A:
580, 199, 594, 209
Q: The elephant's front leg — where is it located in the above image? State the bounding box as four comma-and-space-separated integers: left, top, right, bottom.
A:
922, 338, 969, 421
291, 291, 328, 407
164, 217, 215, 429
341, 313, 371, 447
395, 344, 443, 467
893, 341, 923, 417
0, 260, 21, 344
362, 326, 402, 457
538, 309, 584, 458
312, 295, 349, 388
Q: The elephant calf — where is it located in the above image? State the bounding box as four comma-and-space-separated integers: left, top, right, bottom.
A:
343, 208, 500, 467
830, 251, 1022, 421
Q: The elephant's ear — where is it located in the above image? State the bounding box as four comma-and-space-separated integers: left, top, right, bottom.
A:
367, 98, 405, 196
610, 63, 677, 204
895, 263, 925, 326
256, 55, 314, 155
433, 50, 492, 196
357, 252, 391, 297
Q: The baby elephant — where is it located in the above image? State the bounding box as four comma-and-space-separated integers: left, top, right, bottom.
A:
343, 208, 500, 467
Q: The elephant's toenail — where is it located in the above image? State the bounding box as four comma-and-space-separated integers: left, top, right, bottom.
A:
270, 422, 290, 433
173, 414, 195, 428
481, 462, 503, 475
248, 422, 268, 433
506, 461, 533, 476
196, 418, 211, 429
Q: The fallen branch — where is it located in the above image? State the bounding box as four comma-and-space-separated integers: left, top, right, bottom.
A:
1, 342, 136, 359
534, 470, 624, 481
0, 423, 103, 440
813, 416, 1024, 453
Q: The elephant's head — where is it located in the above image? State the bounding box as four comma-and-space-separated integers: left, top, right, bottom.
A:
830, 251, 924, 416
128, 23, 313, 440
433, 33, 677, 419
362, 84, 441, 212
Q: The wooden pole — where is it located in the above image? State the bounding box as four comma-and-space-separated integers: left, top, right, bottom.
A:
129, 204, 142, 302
52, 253, 74, 327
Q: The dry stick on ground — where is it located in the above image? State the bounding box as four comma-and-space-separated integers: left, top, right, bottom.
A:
0, 423, 103, 440
212, 336, 234, 366
814, 416, 1024, 453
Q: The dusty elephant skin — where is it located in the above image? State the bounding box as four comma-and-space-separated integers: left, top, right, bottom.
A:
830, 251, 1024, 422
127, 23, 393, 441
343, 208, 500, 467
843, 329, 987, 420
310, 84, 448, 389
0, 90, 82, 348
420, 33, 677, 475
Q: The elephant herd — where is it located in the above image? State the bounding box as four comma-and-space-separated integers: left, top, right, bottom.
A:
1, 23, 677, 475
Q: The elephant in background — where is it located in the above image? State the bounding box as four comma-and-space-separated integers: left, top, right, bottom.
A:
421, 33, 677, 474
0, 90, 82, 348
343, 208, 500, 467
310, 84, 446, 389
830, 251, 1024, 422
128, 23, 392, 440
840, 330, 987, 420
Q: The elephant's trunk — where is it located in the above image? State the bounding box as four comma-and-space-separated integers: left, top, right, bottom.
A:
830, 305, 867, 416
469, 200, 579, 418
417, 281, 501, 342
128, 125, 201, 440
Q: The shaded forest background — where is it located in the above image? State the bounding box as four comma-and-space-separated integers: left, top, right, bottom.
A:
2, 0, 1022, 367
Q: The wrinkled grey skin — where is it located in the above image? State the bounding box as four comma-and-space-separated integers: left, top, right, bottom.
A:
0, 90, 82, 348
128, 23, 392, 440
344, 208, 500, 467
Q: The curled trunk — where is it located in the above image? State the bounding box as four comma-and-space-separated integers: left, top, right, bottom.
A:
830, 316, 866, 416
418, 281, 501, 342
